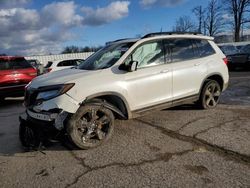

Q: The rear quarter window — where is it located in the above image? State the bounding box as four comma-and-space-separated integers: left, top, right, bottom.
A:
194, 39, 215, 57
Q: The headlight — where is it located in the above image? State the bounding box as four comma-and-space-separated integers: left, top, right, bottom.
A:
36, 83, 75, 101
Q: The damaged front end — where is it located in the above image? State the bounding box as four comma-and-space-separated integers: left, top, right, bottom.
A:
19, 83, 79, 149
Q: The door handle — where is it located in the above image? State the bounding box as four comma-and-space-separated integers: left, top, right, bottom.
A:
160, 69, 169, 73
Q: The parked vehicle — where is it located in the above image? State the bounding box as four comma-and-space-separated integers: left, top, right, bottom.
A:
220, 44, 250, 70
218, 44, 239, 56
19, 32, 229, 149
44, 59, 84, 72
27, 59, 44, 75
0, 56, 37, 101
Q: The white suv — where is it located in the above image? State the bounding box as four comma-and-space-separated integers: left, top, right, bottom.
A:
20, 32, 229, 149
44, 59, 84, 72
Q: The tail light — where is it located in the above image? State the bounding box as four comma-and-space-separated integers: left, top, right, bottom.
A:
28, 72, 37, 76
223, 58, 228, 65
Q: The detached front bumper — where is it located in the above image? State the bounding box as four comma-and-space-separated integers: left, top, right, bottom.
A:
21, 108, 70, 130
19, 112, 62, 147
19, 112, 57, 132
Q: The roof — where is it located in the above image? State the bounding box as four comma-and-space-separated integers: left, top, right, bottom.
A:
106, 38, 139, 45
0, 56, 25, 60
142, 32, 202, 38
141, 32, 214, 41
106, 32, 214, 46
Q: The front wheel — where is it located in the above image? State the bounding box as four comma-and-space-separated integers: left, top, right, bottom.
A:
198, 80, 221, 109
67, 104, 114, 149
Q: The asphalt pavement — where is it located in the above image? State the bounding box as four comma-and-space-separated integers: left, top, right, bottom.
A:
0, 71, 249, 188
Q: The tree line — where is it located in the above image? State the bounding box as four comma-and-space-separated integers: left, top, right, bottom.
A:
63, 0, 250, 53
61, 45, 102, 54
173, 0, 250, 42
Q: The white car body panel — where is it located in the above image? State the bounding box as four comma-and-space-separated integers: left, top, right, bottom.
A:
26, 34, 229, 120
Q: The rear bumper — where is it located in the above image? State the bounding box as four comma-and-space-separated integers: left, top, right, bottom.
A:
0, 84, 26, 98
228, 61, 250, 68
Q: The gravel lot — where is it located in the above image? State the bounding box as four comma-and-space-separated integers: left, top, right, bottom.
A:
0, 71, 250, 188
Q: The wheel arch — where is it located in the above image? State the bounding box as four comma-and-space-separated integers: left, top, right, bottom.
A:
199, 73, 224, 95
84, 92, 131, 120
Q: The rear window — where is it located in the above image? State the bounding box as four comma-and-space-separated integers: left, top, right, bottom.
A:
58, 60, 75, 67
240, 45, 250, 53
0, 60, 9, 70
0, 58, 31, 70
57, 59, 84, 67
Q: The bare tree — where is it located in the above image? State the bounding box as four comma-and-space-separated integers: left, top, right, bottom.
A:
192, 6, 206, 33
173, 16, 196, 32
206, 0, 224, 36
224, 0, 250, 42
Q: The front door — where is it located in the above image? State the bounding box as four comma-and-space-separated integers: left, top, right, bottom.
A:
123, 40, 173, 111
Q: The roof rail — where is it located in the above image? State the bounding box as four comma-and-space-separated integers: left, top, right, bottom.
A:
142, 32, 202, 39
106, 38, 137, 46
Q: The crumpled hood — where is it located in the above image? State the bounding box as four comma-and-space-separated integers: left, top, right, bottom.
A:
30, 68, 101, 88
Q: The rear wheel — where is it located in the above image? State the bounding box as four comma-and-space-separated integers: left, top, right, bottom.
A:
67, 104, 114, 149
198, 80, 221, 109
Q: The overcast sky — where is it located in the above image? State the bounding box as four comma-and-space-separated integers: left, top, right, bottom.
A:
0, 0, 216, 56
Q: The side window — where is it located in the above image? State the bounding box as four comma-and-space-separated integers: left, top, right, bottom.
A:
195, 39, 215, 57
166, 39, 195, 63
58, 60, 74, 67
131, 41, 165, 68
71, 60, 78, 66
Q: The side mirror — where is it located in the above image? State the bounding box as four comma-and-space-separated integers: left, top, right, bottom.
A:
128, 61, 138, 72
119, 61, 138, 72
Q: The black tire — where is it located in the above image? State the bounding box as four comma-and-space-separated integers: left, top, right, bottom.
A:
0, 97, 5, 103
19, 123, 40, 148
198, 80, 221, 109
67, 103, 115, 149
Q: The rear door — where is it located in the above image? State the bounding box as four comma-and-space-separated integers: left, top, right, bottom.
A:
165, 38, 209, 100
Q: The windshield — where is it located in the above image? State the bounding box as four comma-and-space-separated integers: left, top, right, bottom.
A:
78, 42, 135, 70
240, 45, 250, 53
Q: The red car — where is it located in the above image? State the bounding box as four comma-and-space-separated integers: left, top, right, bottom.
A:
0, 56, 37, 100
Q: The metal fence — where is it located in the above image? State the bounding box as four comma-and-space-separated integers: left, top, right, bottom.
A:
25, 52, 94, 65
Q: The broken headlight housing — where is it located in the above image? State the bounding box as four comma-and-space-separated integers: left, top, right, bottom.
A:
36, 83, 75, 101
